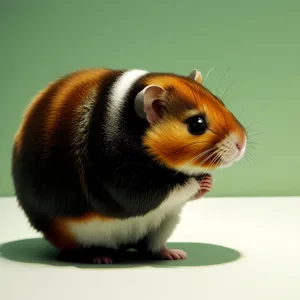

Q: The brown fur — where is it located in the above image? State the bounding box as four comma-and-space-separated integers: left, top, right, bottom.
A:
14, 69, 111, 155
44, 69, 108, 145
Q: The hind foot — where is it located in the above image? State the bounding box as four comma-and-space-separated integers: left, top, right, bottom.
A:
93, 256, 114, 264
156, 247, 187, 260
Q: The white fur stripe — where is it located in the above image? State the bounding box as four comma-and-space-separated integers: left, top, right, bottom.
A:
105, 69, 148, 142
67, 178, 199, 249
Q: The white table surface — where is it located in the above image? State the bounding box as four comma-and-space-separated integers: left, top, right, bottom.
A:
0, 196, 299, 300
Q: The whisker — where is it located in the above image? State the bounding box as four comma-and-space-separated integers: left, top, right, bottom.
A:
200, 149, 219, 166
198, 150, 221, 189
247, 141, 260, 145
247, 132, 264, 138
246, 147, 256, 155
210, 146, 226, 166
246, 146, 257, 153
222, 80, 236, 100
245, 126, 259, 134
215, 150, 226, 167
238, 109, 245, 119
222, 147, 230, 164
216, 68, 231, 96
203, 67, 214, 83
198, 148, 219, 166
246, 151, 256, 164
217, 145, 232, 172
173, 147, 216, 176
247, 143, 258, 149
243, 154, 252, 168
207, 149, 224, 169
244, 121, 260, 130
187, 147, 215, 165
168, 141, 213, 156
207, 146, 228, 172
243, 147, 255, 164
221, 146, 232, 164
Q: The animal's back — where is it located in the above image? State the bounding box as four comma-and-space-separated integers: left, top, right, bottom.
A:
11, 68, 114, 232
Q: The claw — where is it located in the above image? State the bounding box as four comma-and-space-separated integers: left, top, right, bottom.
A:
158, 247, 187, 260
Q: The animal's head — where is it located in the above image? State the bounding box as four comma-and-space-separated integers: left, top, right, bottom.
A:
134, 69, 247, 175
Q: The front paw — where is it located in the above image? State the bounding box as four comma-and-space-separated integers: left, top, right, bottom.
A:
195, 174, 213, 198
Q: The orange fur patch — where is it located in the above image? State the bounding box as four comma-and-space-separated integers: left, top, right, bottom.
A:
43, 69, 109, 147
14, 69, 112, 156
14, 84, 53, 155
45, 212, 114, 250
44, 218, 78, 250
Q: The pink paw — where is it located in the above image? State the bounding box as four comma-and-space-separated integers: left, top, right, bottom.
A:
93, 256, 114, 264
196, 174, 213, 198
158, 248, 187, 260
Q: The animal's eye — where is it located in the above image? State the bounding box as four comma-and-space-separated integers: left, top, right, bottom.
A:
187, 116, 207, 135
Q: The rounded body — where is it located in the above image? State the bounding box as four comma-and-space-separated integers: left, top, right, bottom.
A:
12, 67, 246, 259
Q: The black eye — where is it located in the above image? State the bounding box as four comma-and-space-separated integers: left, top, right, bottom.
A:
187, 116, 207, 135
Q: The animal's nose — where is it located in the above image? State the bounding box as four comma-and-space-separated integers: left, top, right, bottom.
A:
236, 140, 246, 151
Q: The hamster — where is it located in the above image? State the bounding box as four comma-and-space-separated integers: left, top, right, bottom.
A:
12, 68, 247, 264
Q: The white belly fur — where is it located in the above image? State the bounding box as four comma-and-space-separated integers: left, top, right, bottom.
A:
68, 178, 199, 249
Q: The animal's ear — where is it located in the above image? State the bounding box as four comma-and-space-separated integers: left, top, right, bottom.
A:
188, 69, 203, 84
134, 85, 167, 123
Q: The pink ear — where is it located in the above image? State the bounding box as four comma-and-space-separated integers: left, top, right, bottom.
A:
188, 69, 203, 84
134, 85, 166, 123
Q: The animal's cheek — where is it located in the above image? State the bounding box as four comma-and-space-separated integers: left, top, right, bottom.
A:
143, 128, 216, 169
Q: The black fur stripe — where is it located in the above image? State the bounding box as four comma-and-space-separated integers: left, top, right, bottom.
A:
84, 71, 190, 218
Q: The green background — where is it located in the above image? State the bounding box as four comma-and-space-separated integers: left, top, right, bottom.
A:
1, 0, 299, 197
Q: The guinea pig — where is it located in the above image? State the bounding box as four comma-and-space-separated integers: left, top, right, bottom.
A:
12, 68, 247, 264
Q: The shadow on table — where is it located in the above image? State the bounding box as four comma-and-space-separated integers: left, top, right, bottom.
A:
0, 238, 242, 269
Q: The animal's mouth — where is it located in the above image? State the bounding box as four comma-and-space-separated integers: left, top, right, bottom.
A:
219, 147, 246, 167
214, 133, 247, 168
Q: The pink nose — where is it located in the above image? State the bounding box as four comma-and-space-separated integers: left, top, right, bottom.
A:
236, 141, 245, 150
